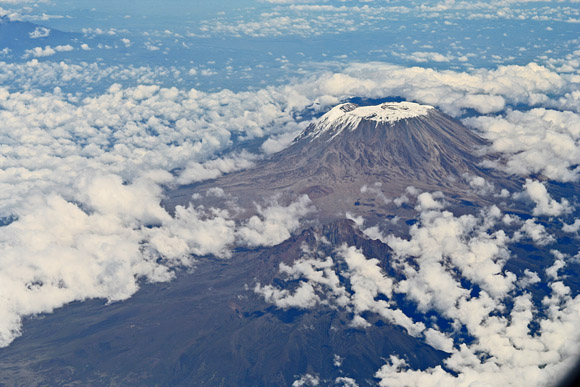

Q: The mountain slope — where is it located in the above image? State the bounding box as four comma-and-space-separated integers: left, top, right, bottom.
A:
0, 220, 447, 386
269, 102, 488, 187
168, 101, 512, 220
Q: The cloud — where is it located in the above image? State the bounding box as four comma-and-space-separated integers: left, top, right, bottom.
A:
78, 173, 171, 226
145, 42, 160, 51
81, 27, 119, 36
197, 2, 411, 38
238, 195, 314, 247
369, 195, 578, 386
0, 61, 574, 148
464, 174, 498, 196
414, 192, 444, 212
546, 250, 567, 280
303, 62, 568, 117
388, 205, 515, 305
261, 130, 303, 154
195, 0, 578, 42
256, 242, 425, 337
516, 218, 556, 246
54, 45, 74, 53
465, 109, 580, 182
28, 26, 50, 38
290, 177, 570, 384
256, 281, 320, 309
292, 374, 320, 387
393, 51, 455, 63
0, 61, 166, 90
521, 179, 572, 216
517, 269, 541, 288
376, 290, 580, 387
23, 44, 73, 58
24, 45, 55, 57
176, 152, 259, 185
335, 377, 358, 387
149, 205, 236, 259
0, 192, 174, 347
0, 176, 314, 346
424, 328, 455, 353
563, 219, 580, 233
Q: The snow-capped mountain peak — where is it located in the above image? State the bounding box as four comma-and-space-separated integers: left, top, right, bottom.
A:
308, 101, 434, 140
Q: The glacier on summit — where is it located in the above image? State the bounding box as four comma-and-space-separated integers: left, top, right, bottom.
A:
308, 101, 435, 140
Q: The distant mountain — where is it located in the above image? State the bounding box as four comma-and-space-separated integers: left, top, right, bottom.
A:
168, 101, 515, 221
0, 16, 78, 56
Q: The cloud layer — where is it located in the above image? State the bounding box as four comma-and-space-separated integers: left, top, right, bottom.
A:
257, 186, 580, 386
1, 59, 579, 368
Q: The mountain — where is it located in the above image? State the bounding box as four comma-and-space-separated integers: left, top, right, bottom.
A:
168, 101, 514, 221
0, 101, 548, 386
0, 16, 75, 52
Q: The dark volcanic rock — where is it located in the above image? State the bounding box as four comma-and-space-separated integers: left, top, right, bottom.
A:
0, 219, 446, 386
